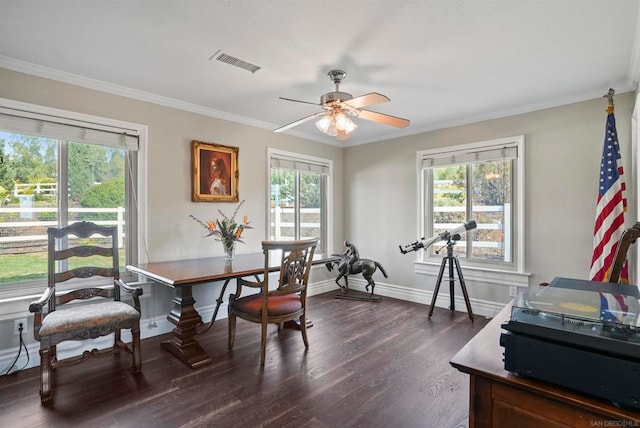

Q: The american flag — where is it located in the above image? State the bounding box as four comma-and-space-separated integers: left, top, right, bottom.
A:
599, 292, 630, 322
590, 110, 627, 281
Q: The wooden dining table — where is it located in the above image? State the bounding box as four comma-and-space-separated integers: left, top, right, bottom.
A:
126, 252, 337, 369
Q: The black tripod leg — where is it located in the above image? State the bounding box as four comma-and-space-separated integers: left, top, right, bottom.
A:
429, 257, 447, 318
448, 255, 455, 311
453, 257, 474, 322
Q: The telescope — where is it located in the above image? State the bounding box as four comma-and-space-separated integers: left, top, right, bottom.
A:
399, 220, 477, 254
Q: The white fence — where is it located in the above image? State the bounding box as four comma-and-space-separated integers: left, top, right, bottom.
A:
270, 206, 320, 239
12, 182, 57, 197
270, 204, 509, 256
432, 204, 511, 262
2, 204, 506, 254
0, 207, 125, 247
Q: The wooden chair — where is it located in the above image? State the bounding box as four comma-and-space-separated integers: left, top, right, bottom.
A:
28, 221, 143, 405
228, 238, 318, 366
607, 221, 640, 283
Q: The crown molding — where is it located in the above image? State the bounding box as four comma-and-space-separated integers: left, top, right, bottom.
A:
342, 84, 636, 148
0, 56, 259, 126
2, 54, 636, 150
0, 55, 347, 147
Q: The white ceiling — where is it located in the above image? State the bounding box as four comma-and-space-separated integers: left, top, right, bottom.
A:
1, 0, 639, 147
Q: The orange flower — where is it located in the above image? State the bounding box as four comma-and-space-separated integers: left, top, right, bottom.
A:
189, 200, 251, 245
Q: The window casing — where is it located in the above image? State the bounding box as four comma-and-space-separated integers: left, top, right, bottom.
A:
268, 149, 331, 254
418, 136, 525, 272
0, 98, 146, 296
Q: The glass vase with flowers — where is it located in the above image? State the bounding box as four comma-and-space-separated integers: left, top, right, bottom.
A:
189, 200, 252, 261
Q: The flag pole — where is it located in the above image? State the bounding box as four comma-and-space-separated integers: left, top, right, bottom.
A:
590, 87, 627, 282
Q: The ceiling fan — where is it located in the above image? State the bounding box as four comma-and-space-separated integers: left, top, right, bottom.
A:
274, 70, 410, 140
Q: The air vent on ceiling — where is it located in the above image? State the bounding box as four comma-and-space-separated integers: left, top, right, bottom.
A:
210, 50, 261, 74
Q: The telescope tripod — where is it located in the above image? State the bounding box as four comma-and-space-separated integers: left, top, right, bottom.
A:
428, 239, 474, 322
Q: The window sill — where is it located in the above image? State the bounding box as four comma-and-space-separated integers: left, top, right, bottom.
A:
414, 260, 530, 287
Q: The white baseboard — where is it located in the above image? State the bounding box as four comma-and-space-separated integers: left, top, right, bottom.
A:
0, 317, 176, 373
308, 279, 342, 296
336, 277, 507, 319
0, 278, 506, 372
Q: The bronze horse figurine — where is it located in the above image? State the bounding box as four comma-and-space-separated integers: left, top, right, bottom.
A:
326, 241, 388, 297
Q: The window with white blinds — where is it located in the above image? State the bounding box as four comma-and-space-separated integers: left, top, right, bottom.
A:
0, 98, 145, 292
417, 136, 525, 270
268, 149, 331, 253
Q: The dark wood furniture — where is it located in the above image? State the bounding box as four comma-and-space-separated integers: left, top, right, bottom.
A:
608, 221, 640, 283
228, 239, 318, 365
450, 303, 640, 427
29, 221, 143, 405
126, 251, 336, 369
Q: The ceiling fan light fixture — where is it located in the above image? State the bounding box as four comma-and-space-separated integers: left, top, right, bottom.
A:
335, 113, 357, 134
344, 118, 357, 134
315, 115, 332, 133
326, 120, 338, 136
316, 111, 357, 137
334, 112, 348, 129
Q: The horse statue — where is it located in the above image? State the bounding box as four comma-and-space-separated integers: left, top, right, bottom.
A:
326, 240, 388, 297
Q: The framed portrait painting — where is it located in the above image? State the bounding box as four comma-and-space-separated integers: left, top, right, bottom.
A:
192, 140, 239, 202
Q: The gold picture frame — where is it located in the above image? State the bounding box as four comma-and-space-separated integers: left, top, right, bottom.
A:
192, 140, 239, 202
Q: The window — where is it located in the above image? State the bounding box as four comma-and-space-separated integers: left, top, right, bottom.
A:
0, 99, 145, 294
418, 136, 524, 271
268, 149, 331, 253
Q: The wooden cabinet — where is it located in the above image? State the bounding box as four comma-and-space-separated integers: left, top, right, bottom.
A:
450, 304, 640, 427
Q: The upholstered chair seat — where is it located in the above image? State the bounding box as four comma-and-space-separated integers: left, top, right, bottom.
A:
230, 294, 303, 318
38, 301, 140, 339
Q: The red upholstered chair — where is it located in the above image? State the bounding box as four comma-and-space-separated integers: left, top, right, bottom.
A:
227, 239, 318, 366
28, 221, 143, 405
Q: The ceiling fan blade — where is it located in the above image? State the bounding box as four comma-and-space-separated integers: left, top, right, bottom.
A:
274, 111, 325, 133
279, 97, 320, 106
357, 109, 410, 128
344, 92, 390, 109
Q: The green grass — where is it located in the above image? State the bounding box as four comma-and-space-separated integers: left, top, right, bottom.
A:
0, 251, 48, 283
0, 250, 125, 284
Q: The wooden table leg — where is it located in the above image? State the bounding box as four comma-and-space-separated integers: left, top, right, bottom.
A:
161, 285, 212, 368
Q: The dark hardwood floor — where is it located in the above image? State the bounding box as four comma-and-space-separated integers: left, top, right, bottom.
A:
0, 291, 490, 428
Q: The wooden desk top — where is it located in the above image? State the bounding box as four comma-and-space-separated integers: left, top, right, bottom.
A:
450, 303, 640, 422
449, 304, 513, 380
127, 252, 337, 287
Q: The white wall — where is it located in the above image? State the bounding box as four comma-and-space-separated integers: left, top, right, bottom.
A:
343, 92, 635, 314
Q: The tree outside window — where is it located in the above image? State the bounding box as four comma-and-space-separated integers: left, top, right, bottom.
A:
0, 132, 132, 285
